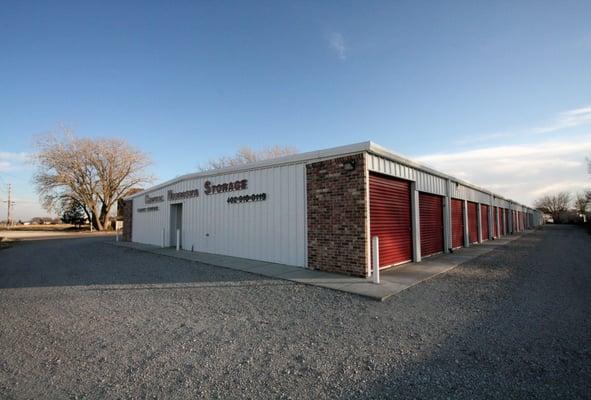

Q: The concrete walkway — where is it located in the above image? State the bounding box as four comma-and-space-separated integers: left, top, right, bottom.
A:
112, 231, 532, 301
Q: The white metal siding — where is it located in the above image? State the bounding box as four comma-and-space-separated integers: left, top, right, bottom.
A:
368, 154, 446, 196
494, 198, 510, 209
448, 181, 491, 203
368, 154, 496, 204
132, 163, 307, 267
132, 196, 168, 246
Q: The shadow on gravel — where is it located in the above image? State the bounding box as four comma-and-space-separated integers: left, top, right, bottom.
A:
343, 225, 591, 399
86, 282, 293, 291
0, 237, 281, 289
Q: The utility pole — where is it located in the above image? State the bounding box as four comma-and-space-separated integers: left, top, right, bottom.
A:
3, 184, 16, 229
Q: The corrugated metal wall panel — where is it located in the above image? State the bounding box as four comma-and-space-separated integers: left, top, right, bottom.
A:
367, 154, 446, 196
132, 163, 307, 267
449, 182, 490, 203
495, 198, 510, 209
369, 173, 413, 269
131, 196, 168, 246
451, 198, 464, 249
467, 201, 478, 243
419, 192, 444, 257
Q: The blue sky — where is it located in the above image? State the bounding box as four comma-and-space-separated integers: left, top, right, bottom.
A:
1, 0, 590, 219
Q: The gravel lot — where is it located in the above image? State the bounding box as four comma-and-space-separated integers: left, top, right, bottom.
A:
0, 225, 589, 399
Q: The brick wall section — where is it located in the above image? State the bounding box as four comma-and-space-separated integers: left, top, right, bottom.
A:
306, 153, 368, 276
122, 199, 133, 241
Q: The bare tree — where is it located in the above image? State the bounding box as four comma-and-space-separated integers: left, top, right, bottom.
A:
574, 192, 589, 221
201, 145, 298, 171
534, 192, 571, 223
33, 129, 153, 231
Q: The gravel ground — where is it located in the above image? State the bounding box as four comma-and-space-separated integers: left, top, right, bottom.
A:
0, 225, 589, 399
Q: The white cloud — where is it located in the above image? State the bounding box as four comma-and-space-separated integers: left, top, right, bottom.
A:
456, 104, 591, 145
327, 32, 346, 60
416, 137, 591, 205
531, 105, 591, 134
0, 152, 30, 172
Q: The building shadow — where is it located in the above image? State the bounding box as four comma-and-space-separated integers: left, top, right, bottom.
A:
0, 237, 286, 289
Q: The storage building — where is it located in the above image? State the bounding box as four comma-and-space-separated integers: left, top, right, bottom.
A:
122, 142, 543, 277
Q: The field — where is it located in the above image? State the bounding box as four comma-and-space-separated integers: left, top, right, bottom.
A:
0, 224, 114, 242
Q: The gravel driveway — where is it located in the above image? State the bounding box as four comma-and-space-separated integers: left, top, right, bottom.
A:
0, 225, 589, 399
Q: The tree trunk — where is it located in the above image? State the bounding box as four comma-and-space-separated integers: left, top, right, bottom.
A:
99, 203, 110, 231
92, 205, 104, 230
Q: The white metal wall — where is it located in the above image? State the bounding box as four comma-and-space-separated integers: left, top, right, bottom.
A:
494, 198, 510, 209
132, 163, 307, 267
367, 154, 496, 203
367, 154, 447, 195
449, 182, 491, 203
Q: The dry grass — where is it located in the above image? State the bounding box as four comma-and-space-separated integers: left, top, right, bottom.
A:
0, 224, 89, 233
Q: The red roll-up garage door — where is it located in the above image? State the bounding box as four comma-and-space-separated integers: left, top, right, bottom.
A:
451, 198, 464, 249
515, 211, 519, 232
467, 201, 478, 243
419, 192, 444, 257
493, 206, 499, 238
369, 173, 412, 269
480, 204, 489, 240
513, 211, 517, 232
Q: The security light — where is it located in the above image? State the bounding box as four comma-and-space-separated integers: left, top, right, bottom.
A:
343, 160, 356, 171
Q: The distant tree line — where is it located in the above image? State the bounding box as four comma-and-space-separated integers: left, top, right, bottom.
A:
535, 157, 591, 223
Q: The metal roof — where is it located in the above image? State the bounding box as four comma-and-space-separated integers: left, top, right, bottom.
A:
125, 141, 535, 210
126, 141, 372, 200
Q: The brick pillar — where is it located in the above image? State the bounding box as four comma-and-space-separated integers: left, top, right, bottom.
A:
306, 153, 368, 277
122, 199, 133, 241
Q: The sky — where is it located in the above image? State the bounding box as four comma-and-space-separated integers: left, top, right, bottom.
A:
1, 0, 590, 220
